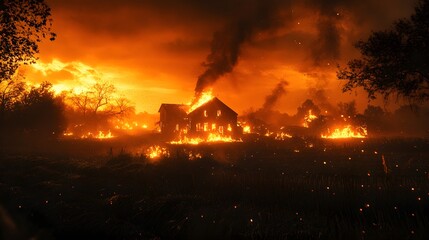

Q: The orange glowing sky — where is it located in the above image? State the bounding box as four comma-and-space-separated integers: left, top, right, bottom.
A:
24, 0, 418, 114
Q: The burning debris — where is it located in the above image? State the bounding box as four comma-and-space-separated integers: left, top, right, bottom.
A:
63, 130, 115, 139
170, 133, 241, 145
321, 125, 368, 139
275, 131, 293, 140
303, 110, 318, 128
146, 145, 169, 161
242, 124, 251, 134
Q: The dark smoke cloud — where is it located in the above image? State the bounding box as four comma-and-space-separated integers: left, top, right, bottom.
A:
262, 80, 289, 111
242, 80, 290, 130
192, 0, 346, 96
194, 0, 286, 97
191, 0, 417, 97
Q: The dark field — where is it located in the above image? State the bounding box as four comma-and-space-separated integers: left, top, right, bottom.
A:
1, 137, 429, 239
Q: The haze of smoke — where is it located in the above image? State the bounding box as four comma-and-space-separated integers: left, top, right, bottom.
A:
308, 88, 336, 113
312, 16, 341, 65
192, 0, 409, 99
242, 80, 290, 129
192, 0, 348, 98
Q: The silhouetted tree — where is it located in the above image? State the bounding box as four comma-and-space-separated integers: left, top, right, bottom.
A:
363, 105, 387, 134
17, 82, 65, 136
339, 0, 429, 103
0, 0, 56, 82
0, 80, 25, 114
65, 81, 134, 132
0, 81, 66, 139
364, 105, 385, 120
391, 104, 429, 136
68, 81, 133, 117
337, 101, 357, 117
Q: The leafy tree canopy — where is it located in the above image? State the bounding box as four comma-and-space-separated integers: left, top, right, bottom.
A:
339, 0, 429, 103
0, 0, 55, 82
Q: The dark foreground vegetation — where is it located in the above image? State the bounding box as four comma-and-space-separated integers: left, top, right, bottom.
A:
1, 137, 429, 239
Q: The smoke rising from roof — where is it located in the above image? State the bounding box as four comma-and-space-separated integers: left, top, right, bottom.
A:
194, 0, 286, 98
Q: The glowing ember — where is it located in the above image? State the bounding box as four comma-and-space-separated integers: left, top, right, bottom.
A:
264, 131, 274, 137
303, 110, 318, 128
188, 151, 203, 161
63, 131, 74, 136
146, 145, 169, 161
170, 133, 241, 145
275, 132, 292, 140
188, 89, 214, 113
321, 125, 367, 139
170, 136, 202, 145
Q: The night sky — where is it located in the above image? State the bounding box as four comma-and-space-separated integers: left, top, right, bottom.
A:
26, 0, 418, 114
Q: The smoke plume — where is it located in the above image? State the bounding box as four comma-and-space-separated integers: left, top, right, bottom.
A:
191, 0, 406, 100
262, 80, 289, 111
193, 0, 285, 98
308, 88, 336, 113
242, 80, 291, 129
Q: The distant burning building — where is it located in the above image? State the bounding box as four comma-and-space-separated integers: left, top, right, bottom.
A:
158, 97, 238, 139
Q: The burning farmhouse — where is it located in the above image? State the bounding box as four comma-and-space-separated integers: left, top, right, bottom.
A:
158, 96, 240, 143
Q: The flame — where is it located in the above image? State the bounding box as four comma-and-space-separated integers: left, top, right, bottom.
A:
170, 133, 241, 145
188, 89, 214, 113
78, 130, 115, 139
243, 125, 251, 133
114, 120, 149, 131
170, 136, 202, 145
63, 131, 74, 136
303, 110, 317, 128
321, 125, 367, 139
146, 145, 169, 161
264, 131, 274, 137
207, 133, 235, 142
275, 132, 292, 140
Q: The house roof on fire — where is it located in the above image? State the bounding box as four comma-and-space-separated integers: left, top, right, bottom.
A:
188, 97, 237, 116
159, 98, 237, 117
